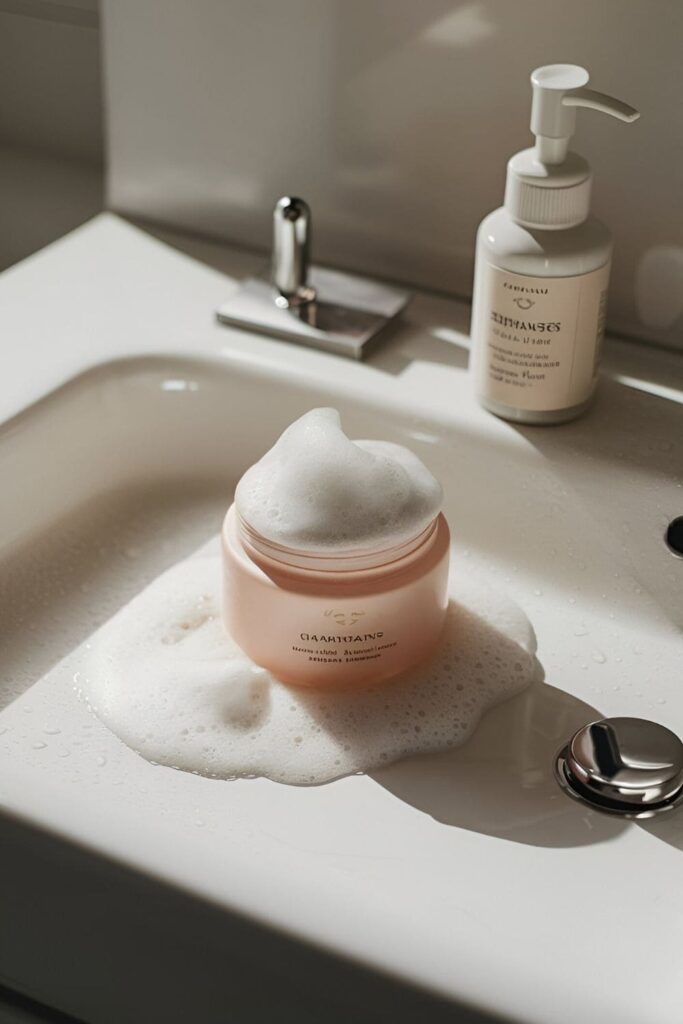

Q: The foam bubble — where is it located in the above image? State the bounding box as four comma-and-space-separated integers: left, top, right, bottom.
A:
79, 556, 539, 785
234, 408, 443, 553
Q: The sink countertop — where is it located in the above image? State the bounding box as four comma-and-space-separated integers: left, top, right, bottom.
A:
1, 212, 681, 427
1, 213, 683, 1024
2, 213, 681, 625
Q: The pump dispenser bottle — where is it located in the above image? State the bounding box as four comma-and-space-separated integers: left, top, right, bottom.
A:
471, 65, 639, 424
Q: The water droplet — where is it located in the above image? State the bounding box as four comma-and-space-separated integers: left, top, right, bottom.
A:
32, 741, 47, 750
591, 651, 607, 664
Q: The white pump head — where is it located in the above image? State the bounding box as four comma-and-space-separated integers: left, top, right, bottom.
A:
530, 64, 640, 164
505, 64, 640, 229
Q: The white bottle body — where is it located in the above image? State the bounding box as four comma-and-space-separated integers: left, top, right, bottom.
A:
470, 208, 612, 424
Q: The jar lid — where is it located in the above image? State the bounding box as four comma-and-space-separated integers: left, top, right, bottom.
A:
555, 717, 683, 819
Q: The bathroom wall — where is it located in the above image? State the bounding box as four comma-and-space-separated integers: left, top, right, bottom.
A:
103, 0, 683, 349
0, 0, 104, 269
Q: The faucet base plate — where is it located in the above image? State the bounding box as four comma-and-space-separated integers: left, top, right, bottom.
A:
217, 266, 410, 360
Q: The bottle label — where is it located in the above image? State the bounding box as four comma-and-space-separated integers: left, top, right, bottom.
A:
472, 262, 610, 411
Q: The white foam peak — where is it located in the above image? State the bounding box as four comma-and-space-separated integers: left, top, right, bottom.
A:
234, 408, 443, 554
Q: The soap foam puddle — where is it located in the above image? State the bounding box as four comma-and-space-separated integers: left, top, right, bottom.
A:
78, 556, 539, 785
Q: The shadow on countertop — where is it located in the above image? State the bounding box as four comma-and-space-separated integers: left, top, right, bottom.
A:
371, 680, 629, 848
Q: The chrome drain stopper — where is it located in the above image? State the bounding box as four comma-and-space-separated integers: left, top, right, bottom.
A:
555, 717, 683, 819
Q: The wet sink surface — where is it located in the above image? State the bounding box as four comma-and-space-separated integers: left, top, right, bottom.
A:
1, 217, 682, 1024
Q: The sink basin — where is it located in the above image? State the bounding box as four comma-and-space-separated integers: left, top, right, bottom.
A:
1, 217, 682, 1024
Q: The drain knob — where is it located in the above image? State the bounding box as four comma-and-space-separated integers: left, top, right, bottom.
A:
555, 717, 683, 818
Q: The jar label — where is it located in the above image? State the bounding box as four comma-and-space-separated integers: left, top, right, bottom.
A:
292, 620, 398, 667
472, 262, 610, 411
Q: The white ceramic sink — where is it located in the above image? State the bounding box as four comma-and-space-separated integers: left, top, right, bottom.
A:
1, 216, 682, 1024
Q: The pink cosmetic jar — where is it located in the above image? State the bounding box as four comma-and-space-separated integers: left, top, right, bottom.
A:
221, 504, 450, 687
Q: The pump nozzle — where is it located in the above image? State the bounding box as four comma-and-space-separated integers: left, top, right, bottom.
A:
530, 64, 640, 164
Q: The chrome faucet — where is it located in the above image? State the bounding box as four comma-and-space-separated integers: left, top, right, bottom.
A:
217, 196, 410, 360
272, 197, 317, 308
